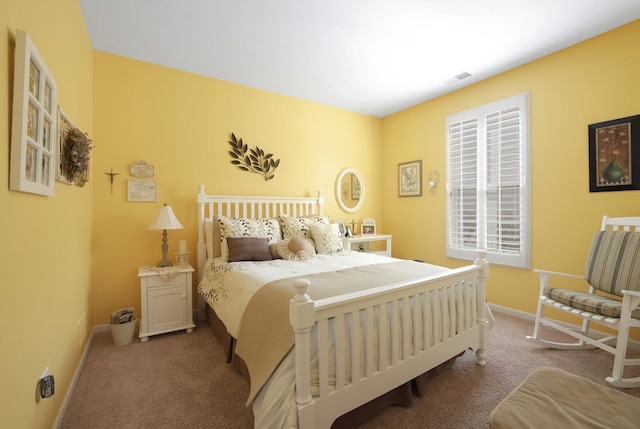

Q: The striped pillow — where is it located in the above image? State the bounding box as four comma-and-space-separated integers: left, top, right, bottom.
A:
585, 231, 640, 295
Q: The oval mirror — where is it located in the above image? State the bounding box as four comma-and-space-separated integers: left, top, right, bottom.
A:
335, 168, 365, 213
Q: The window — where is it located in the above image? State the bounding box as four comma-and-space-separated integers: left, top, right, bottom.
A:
10, 30, 57, 196
446, 93, 530, 268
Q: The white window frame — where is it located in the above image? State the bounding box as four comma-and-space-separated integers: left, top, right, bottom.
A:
446, 93, 530, 269
10, 30, 58, 196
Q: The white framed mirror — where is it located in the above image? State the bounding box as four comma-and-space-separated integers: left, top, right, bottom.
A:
335, 168, 365, 213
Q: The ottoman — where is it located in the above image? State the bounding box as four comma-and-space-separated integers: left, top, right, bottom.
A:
489, 367, 640, 429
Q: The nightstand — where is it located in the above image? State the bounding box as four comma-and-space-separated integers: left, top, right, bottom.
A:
138, 264, 196, 342
342, 234, 392, 257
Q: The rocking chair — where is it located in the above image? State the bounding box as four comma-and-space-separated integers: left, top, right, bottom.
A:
526, 216, 640, 388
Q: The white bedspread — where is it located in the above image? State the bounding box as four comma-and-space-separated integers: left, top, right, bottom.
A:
198, 251, 403, 338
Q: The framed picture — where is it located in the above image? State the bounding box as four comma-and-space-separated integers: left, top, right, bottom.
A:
361, 224, 376, 235
589, 115, 640, 192
335, 220, 346, 236
398, 160, 422, 197
127, 180, 158, 202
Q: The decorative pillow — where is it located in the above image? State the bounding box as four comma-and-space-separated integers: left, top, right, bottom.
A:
226, 237, 273, 262
217, 216, 282, 262
270, 242, 281, 259
204, 218, 222, 259
279, 215, 330, 240
310, 223, 344, 254
277, 237, 317, 261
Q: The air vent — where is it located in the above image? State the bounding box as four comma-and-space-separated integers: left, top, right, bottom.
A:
443, 71, 473, 85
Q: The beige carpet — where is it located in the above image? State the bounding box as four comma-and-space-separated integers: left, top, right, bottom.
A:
59, 311, 640, 428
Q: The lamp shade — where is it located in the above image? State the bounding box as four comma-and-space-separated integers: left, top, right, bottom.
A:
148, 204, 183, 230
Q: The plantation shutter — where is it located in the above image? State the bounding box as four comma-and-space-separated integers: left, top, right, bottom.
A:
446, 93, 530, 269
447, 117, 479, 252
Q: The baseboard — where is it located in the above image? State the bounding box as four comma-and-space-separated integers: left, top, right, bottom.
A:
489, 303, 536, 321
488, 302, 640, 351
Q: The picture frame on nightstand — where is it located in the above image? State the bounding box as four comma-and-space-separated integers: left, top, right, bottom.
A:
361, 224, 376, 235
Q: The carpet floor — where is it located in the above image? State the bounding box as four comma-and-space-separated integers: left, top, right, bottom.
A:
59, 310, 640, 428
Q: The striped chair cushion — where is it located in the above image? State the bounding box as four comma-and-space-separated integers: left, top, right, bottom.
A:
585, 231, 640, 296
545, 288, 640, 319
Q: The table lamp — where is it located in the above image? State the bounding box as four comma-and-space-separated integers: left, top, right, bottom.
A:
148, 203, 184, 267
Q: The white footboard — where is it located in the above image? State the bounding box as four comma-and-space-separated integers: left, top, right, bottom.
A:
289, 251, 489, 429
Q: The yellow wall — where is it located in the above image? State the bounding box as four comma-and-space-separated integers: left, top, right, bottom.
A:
2, 4, 639, 426
90, 52, 383, 327
381, 20, 640, 319
0, 0, 93, 428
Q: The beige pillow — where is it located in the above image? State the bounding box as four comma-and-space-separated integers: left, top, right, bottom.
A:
277, 237, 316, 261
204, 218, 222, 259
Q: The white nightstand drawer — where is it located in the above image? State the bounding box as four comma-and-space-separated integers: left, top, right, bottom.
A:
145, 272, 187, 288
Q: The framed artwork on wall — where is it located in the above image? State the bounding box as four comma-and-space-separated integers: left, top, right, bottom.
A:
398, 160, 422, 197
589, 115, 640, 192
127, 180, 158, 202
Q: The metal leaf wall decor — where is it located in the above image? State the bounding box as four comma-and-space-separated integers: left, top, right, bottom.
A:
227, 133, 280, 181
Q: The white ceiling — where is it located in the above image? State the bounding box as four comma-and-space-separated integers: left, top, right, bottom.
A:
79, 0, 640, 118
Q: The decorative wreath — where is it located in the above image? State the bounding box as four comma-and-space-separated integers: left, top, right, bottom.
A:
62, 128, 93, 182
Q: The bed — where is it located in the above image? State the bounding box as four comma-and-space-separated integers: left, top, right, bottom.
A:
195, 185, 490, 429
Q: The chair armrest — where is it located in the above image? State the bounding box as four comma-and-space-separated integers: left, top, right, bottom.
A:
533, 269, 586, 296
622, 290, 640, 298
534, 269, 584, 280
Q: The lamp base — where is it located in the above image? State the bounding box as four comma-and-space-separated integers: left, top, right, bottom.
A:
157, 258, 173, 268
157, 229, 173, 267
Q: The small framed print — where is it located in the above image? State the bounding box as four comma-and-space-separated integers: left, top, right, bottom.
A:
335, 220, 346, 236
361, 224, 376, 235
127, 180, 158, 202
398, 160, 422, 197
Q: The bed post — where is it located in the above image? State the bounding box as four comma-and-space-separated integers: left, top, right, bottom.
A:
289, 279, 315, 410
317, 190, 324, 216
196, 185, 207, 320
474, 249, 489, 365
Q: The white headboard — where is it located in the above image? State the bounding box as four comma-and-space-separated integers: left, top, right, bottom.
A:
196, 184, 324, 281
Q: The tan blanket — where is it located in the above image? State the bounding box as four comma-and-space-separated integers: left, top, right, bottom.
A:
235, 260, 448, 404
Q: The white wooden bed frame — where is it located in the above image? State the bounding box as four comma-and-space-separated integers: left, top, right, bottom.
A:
196, 185, 490, 429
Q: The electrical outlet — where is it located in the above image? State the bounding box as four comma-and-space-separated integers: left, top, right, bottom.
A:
40, 375, 55, 399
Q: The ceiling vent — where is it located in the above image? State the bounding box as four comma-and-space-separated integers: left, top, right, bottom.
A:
443, 72, 472, 85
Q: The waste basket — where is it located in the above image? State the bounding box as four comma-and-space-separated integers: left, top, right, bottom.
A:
110, 317, 137, 345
